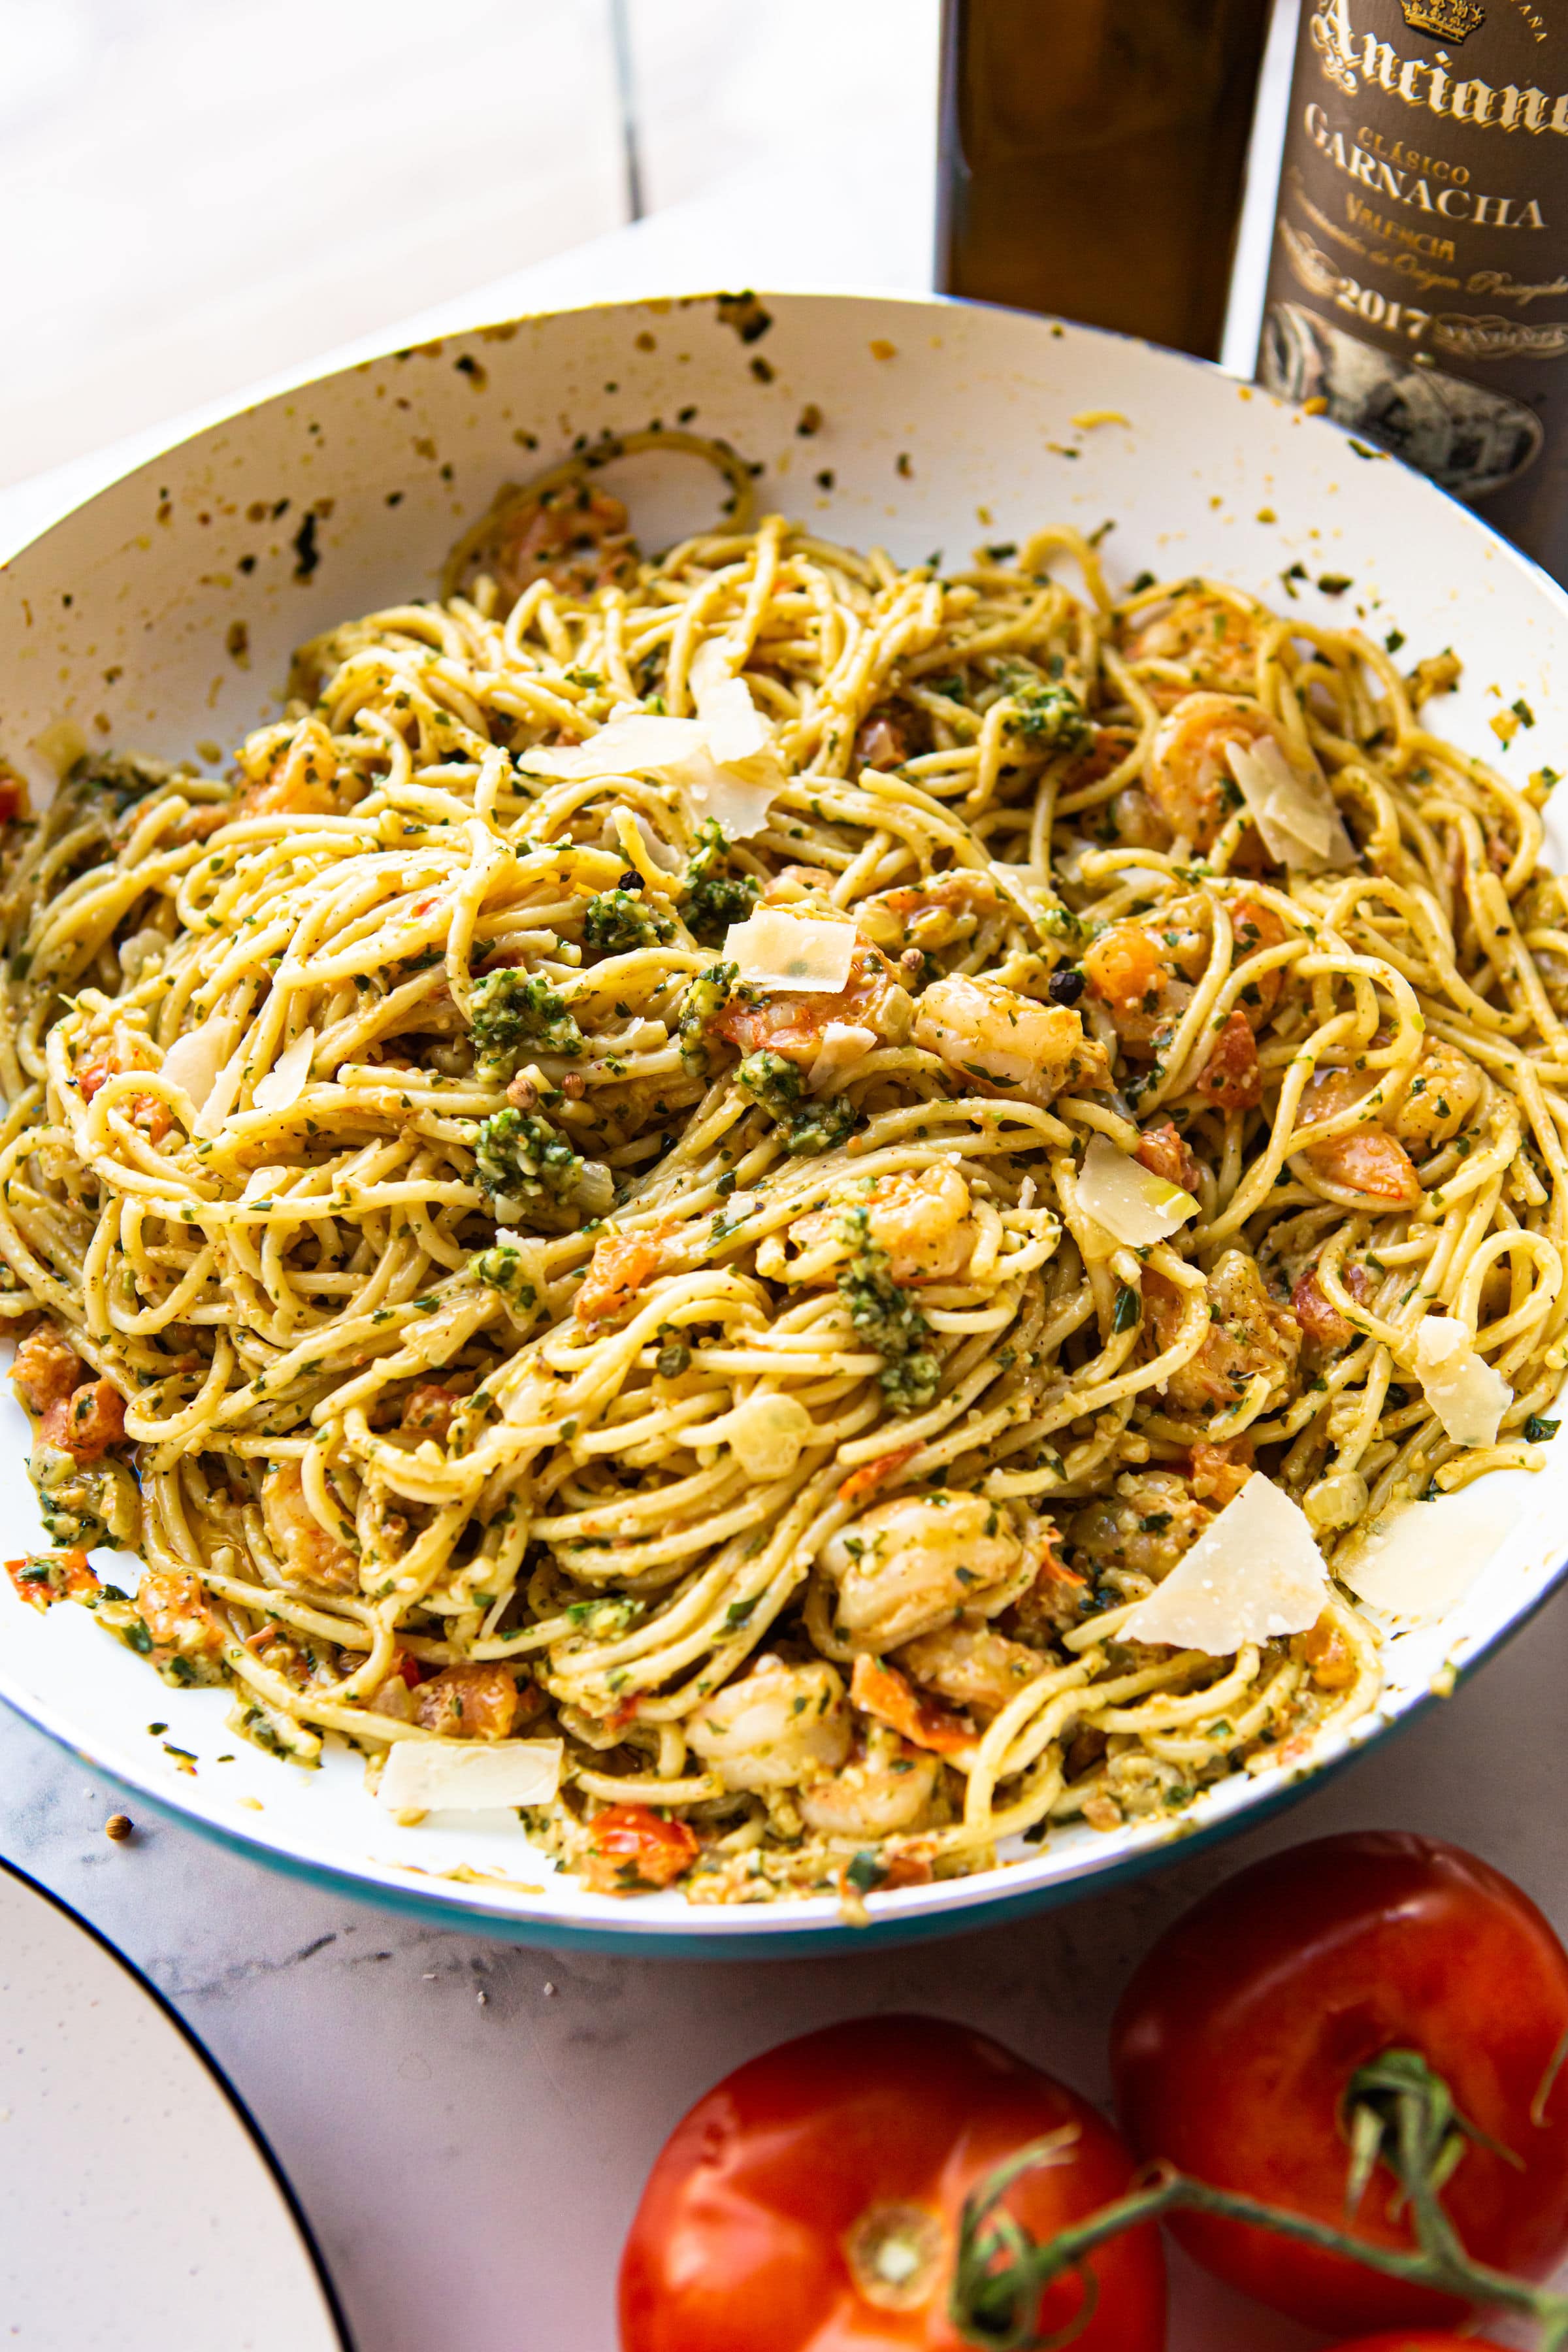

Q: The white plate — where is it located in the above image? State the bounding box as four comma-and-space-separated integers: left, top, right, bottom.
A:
0, 1858, 349, 2349
2, 290, 1567, 1953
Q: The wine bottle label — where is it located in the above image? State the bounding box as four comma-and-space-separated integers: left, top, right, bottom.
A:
1259, 0, 1568, 566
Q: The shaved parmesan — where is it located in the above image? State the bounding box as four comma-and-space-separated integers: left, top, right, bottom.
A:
252, 1027, 317, 1116
1337, 1478, 1500, 1622
161, 1017, 231, 1114
668, 742, 781, 842
1120, 1473, 1330, 1654
522, 714, 706, 781
378, 1737, 564, 1819
1225, 736, 1357, 873
519, 658, 787, 840
725, 907, 857, 993
1077, 1132, 1197, 1249
1411, 1315, 1511, 1448
807, 1021, 877, 1092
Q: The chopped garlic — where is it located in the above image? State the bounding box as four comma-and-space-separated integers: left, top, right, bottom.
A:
378, 1737, 564, 1819
1225, 736, 1357, 873
725, 907, 857, 992
1120, 1473, 1330, 1654
1077, 1132, 1197, 1249
1411, 1315, 1511, 1448
723, 1392, 815, 1480
252, 1027, 317, 1115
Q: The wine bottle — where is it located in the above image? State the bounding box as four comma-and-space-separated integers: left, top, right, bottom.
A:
1258, 0, 1568, 573
937, 0, 1275, 362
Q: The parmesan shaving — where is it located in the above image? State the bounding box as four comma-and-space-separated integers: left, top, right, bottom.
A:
1337, 1480, 1501, 1621
1120, 1473, 1330, 1654
1077, 1132, 1197, 1249
668, 743, 781, 842
378, 1737, 564, 1819
521, 714, 706, 780
1225, 736, 1357, 872
161, 1017, 231, 1115
725, 907, 857, 993
252, 1028, 317, 1116
1411, 1315, 1511, 1448
517, 662, 786, 841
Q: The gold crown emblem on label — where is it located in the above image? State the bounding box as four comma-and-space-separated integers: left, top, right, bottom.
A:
1400, 0, 1484, 39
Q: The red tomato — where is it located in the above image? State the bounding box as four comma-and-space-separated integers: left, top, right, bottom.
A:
1112, 1833, 1568, 2335
619, 2014, 1165, 2351
581, 1804, 698, 1895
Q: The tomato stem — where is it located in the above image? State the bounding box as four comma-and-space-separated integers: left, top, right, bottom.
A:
948, 2053, 1568, 2352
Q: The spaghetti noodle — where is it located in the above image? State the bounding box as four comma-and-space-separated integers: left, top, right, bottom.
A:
1, 457, 1563, 1904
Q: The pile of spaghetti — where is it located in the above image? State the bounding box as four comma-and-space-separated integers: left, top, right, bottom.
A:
2, 449, 1565, 1905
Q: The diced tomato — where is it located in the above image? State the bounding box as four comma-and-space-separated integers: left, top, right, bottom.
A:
850, 1652, 976, 1758
581, 1805, 699, 1895
836, 1442, 921, 1509
578, 1230, 666, 1325
5, 1548, 99, 1612
1195, 1008, 1263, 1111
41, 1378, 126, 1462
1134, 1119, 1200, 1194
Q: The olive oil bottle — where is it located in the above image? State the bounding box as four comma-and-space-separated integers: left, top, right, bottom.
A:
1258, 0, 1568, 572
937, 0, 1275, 361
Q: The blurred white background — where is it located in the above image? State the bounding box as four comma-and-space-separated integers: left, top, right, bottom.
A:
0, 0, 941, 491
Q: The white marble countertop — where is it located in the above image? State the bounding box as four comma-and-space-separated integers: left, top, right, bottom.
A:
5, 152, 1568, 2352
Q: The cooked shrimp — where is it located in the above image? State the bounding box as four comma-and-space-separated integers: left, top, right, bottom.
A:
714, 938, 912, 1066
494, 484, 636, 601
796, 1723, 940, 1838
912, 972, 1110, 1105
895, 1619, 1045, 1716
11, 1324, 84, 1416
1392, 1036, 1483, 1151
413, 1661, 519, 1739
1297, 1069, 1424, 1205
1067, 1469, 1211, 1584
261, 1460, 359, 1593
402, 1382, 460, 1438
1120, 589, 1262, 699
1083, 906, 1207, 1053
854, 708, 915, 770
1188, 1437, 1254, 1507
73, 1025, 172, 1145
777, 1165, 975, 1288
1145, 693, 1279, 850
1230, 895, 1289, 1027
686, 1655, 851, 1790
820, 1490, 1024, 1648
1145, 1247, 1300, 1416
232, 719, 346, 821
857, 871, 1003, 956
